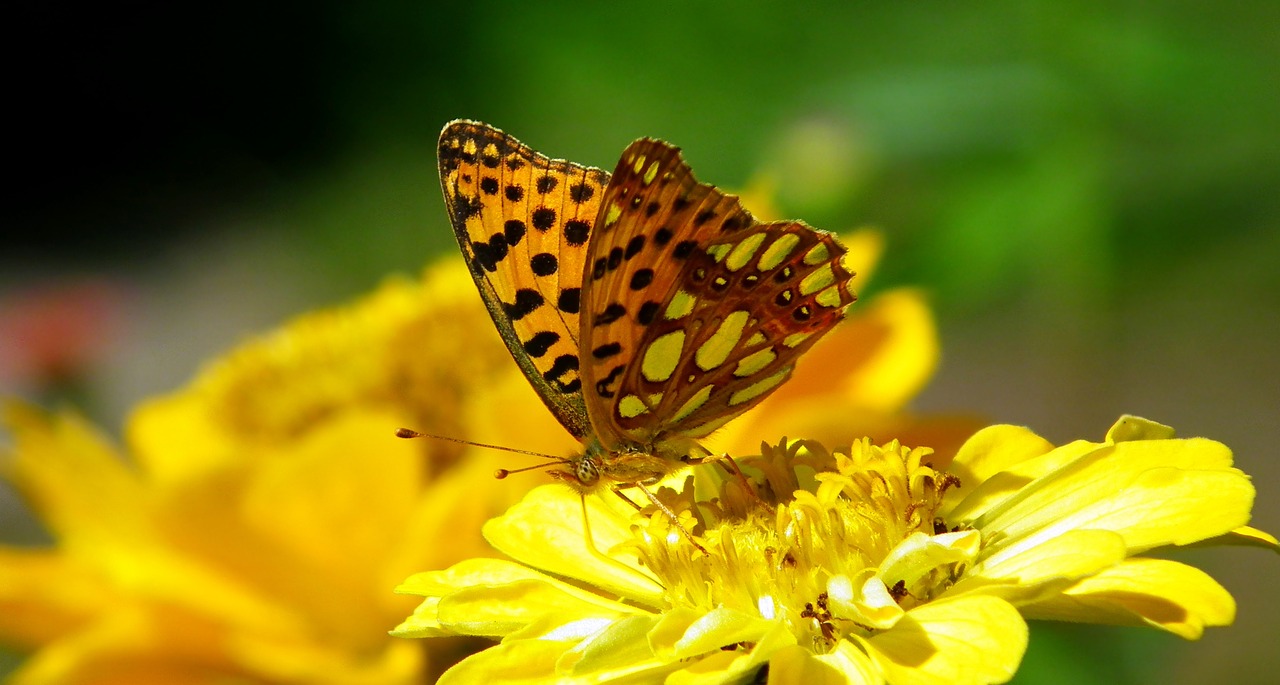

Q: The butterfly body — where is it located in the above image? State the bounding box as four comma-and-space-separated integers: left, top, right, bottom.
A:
438, 121, 856, 492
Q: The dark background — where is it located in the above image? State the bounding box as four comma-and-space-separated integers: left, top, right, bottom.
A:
4, 2, 1277, 682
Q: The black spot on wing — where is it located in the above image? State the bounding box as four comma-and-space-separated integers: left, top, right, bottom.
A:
565, 220, 590, 245
597, 303, 626, 324
523, 331, 560, 358
629, 268, 655, 290
530, 252, 558, 276
558, 288, 581, 314
504, 219, 526, 246
592, 342, 622, 359
637, 301, 660, 325
502, 289, 544, 320
569, 182, 595, 202
532, 207, 556, 231
625, 235, 645, 259
594, 364, 624, 399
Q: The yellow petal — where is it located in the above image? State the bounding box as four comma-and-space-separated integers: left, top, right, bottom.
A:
229, 630, 422, 685
2, 402, 148, 549
1214, 525, 1280, 552
0, 549, 115, 648
3, 602, 266, 685
127, 393, 239, 485
396, 558, 549, 598
483, 486, 664, 605
978, 438, 1253, 555
239, 410, 420, 584
437, 640, 571, 685
829, 288, 938, 413
838, 229, 885, 283
946, 529, 1127, 604
668, 623, 800, 685
878, 531, 981, 588
827, 572, 903, 630
946, 425, 1055, 485
440, 582, 633, 641
942, 425, 1056, 521
1105, 415, 1175, 442
862, 595, 1027, 685
670, 607, 776, 658
393, 559, 640, 639
648, 607, 704, 653
566, 614, 663, 675
1019, 558, 1236, 639
382, 448, 523, 585
3, 405, 293, 636
770, 643, 876, 685
391, 595, 444, 637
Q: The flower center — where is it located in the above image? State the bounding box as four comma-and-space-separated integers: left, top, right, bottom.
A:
631, 438, 967, 652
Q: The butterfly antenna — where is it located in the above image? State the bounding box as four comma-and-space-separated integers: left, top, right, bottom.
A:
492, 461, 572, 479
394, 428, 570, 479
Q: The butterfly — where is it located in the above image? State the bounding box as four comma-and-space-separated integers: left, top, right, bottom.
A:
437, 120, 856, 507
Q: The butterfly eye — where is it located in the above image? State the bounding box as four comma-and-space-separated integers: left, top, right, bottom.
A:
575, 455, 601, 486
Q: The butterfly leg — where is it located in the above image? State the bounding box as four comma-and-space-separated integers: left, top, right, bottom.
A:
576, 493, 664, 590
632, 482, 708, 554
716, 453, 769, 511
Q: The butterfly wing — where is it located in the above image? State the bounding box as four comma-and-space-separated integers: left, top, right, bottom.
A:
579, 139, 857, 448
438, 120, 611, 439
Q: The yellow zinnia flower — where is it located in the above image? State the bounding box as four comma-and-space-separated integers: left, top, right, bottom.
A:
394, 415, 1276, 684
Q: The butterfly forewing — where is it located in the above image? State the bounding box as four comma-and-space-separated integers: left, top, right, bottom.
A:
578, 138, 857, 447
439, 120, 611, 438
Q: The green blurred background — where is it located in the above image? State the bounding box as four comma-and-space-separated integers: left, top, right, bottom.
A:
3, 1, 1277, 682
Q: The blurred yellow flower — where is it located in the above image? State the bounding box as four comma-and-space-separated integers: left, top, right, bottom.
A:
395, 416, 1276, 684
0, 262, 530, 684
1, 225, 951, 683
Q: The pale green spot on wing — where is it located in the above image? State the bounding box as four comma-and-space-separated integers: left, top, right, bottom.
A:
682, 413, 737, 438
816, 285, 844, 309
643, 160, 660, 185
695, 310, 750, 371
803, 242, 830, 265
619, 395, 649, 418
734, 347, 778, 377
800, 264, 836, 296
783, 331, 814, 348
729, 368, 791, 406
758, 233, 801, 271
673, 385, 714, 422
706, 244, 733, 263
725, 232, 767, 272
642, 331, 686, 382
604, 203, 622, 228
665, 290, 697, 320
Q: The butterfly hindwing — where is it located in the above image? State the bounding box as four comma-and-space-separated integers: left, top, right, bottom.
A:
438, 121, 611, 439
636, 220, 856, 438
578, 138, 857, 447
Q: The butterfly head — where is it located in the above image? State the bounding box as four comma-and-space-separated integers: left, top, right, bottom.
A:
546, 442, 610, 491
548, 438, 705, 493
564, 449, 603, 488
